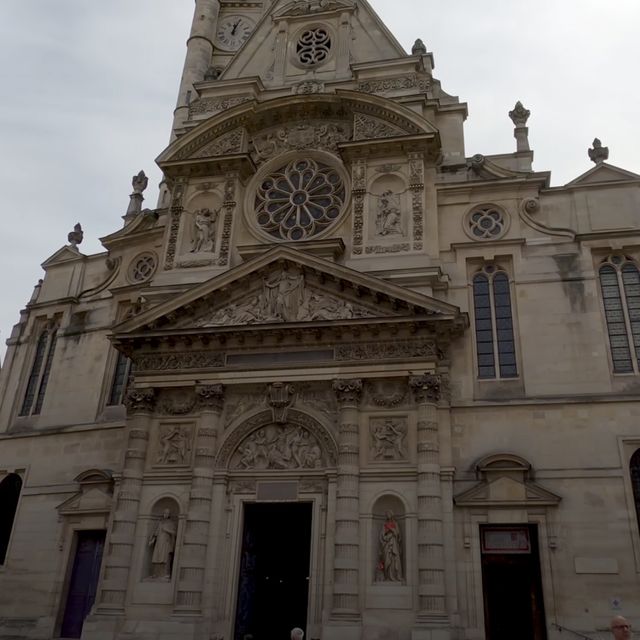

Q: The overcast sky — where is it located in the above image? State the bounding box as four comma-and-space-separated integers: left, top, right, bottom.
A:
1, 0, 639, 359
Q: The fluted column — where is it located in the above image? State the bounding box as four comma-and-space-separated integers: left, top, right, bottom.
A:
409, 374, 446, 618
97, 388, 156, 611
331, 379, 362, 618
175, 384, 225, 611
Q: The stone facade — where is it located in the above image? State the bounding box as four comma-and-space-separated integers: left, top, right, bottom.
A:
1, 1, 640, 639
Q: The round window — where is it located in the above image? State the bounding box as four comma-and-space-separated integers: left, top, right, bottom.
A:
464, 205, 508, 240
254, 157, 346, 241
128, 252, 157, 283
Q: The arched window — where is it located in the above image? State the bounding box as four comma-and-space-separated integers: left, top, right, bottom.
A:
631, 450, 640, 532
472, 266, 518, 379
0, 473, 23, 564
107, 350, 132, 406
20, 328, 58, 416
599, 255, 640, 373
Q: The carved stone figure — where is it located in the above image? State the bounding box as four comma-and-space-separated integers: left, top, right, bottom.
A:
157, 426, 191, 465
376, 190, 402, 236
588, 138, 609, 164
148, 509, 177, 579
232, 425, 324, 470
378, 511, 403, 582
67, 223, 83, 247
191, 208, 219, 253
263, 269, 305, 321
371, 419, 406, 460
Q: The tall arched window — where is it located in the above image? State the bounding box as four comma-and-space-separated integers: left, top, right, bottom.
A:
0, 473, 23, 565
631, 450, 640, 533
599, 255, 640, 373
19, 328, 58, 416
107, 350, 132, 406
472, 265, 518, 379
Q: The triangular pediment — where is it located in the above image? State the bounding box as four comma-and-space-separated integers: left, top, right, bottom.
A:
57, 469, 114, 516
566, 162, 640, 187
455, 474, 561, 508
114, 246, 465, 336
221, 0, 406, 84
41, 245, 85, 269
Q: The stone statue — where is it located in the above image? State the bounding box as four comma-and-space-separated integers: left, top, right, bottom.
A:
148, 509, 177, 579
378, 511, 403, 582
588, 138, 609, 164
157, 426, 190, 465
263, 269, 305, 321
191, 208, 219, 253
376, 190, 402, 236
371, 419, 405, 460
67, 223, 83, 247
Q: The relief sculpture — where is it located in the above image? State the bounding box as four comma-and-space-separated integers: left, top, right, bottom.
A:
370, 418, 407, 461
232, 425, 324, 470
191, 208, 219, 253
376, 190, 402, 236
156, 426, 192, 465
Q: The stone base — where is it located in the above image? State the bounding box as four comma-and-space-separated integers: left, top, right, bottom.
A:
82, 616, 206, 640
322, 619, 362, 640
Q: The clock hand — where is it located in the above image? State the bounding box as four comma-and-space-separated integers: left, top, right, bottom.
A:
231, 19, 241, 35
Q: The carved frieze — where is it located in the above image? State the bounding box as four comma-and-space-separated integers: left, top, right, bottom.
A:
370, 417, 408, 462
192, 128, 245, 159
353, 113, 409, 141
282, 0, 355, 16
365, 380, 408, 408
188, 96, 251, 118
250, 121, 351, 164
357, 74, 431, 95
231, 424, 325, 470
135, 351, 225, 372
155, 425, 193, 466
336, 340, 438, 362
294, 80, 325, 94
365, 243, 411, 254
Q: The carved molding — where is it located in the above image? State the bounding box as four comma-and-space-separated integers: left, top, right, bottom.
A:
336, 340, 438, 362
409, 374, 442, 404
353, 113, 409, 142
192, 128, 245, 159
358, 74, 431, 95
189, 96, 252, 118
134, 352, 225, 372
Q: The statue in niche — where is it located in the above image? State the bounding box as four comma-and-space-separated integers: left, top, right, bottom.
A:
190, 207, 219, 253
376, 190, 402, 236
148, 509, 177, 579
157, 426, 191, 465
378, 511, 403, 582
371, 419, 406, 460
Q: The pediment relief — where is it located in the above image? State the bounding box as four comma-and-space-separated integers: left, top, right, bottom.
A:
275, 0, 356, 18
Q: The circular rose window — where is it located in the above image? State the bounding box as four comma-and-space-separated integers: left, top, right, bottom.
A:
255, 158, 346, 241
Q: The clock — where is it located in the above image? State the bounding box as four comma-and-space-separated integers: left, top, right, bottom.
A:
216, 16, 254, 51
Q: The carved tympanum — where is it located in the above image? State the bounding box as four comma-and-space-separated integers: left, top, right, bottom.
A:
231, 424, 324, 470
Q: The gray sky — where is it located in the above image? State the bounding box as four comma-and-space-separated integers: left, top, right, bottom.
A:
1, 0, 639, 358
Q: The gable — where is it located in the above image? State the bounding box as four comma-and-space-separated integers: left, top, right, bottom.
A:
566, 162, 640, 187
114, 246, 465, 335
41, 245, 85, 269
221, 0, 406, 85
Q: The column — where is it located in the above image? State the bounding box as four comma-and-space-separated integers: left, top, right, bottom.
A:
175, 384, 225, 611
97, 387, 155, 610
331, 379, 362, 619
409, 374, 446, 619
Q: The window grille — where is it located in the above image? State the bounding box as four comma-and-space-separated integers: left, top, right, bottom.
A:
599, 256, 640, 373
472, 266, 518, 379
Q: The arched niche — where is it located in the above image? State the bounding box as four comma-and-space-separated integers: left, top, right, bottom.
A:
368, 174, 409, 242
216, 409, 338, 471
144, 497, 180, 582
0, 473, 23, 565
372, 494, 406, 584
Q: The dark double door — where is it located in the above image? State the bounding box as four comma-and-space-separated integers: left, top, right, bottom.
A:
60, 530, 105, 638
481, 525, 547, 640
234, 503, 312, 640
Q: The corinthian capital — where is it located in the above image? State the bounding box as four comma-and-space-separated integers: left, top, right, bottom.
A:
409, 374, 441, 404
196, 384, 225, 412
125, 387, 156, 413
332, 379, 363, 405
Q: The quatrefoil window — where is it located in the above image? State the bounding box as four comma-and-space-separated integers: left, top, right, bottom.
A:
296, 28, 331, 66
255, 158, 346, 241
465, 205, 508, 240
128, 252, 157, 283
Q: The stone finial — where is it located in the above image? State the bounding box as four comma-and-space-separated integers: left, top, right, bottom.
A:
588, 138, 609, 164
67, 223, 83, 247
124, 170, 148, 225
509, 101, 530, 127
412, 39, 427, 55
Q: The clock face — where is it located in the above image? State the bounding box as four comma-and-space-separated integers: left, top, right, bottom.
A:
216, 16, 254, 51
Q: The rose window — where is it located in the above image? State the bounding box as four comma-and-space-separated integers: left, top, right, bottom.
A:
255, 158, 345, 241
296, 28, 331, 66
128, 252, 157, 283
466, 205, 507, 240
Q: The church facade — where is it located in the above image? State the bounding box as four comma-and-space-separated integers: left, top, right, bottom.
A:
1, 1, 640, 639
